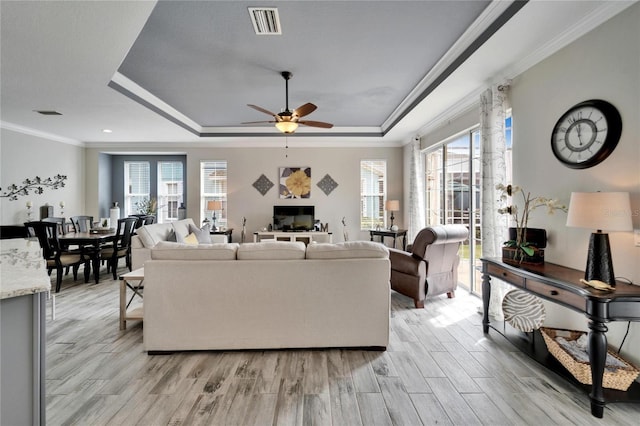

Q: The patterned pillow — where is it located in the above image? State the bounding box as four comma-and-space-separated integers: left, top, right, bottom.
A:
183, 233, 199, 245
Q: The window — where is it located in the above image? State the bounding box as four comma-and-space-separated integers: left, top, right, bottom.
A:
157, 161, 184, 223
360, 160, 386, 230
124, 161, 150, 216
201, 161, 227, 227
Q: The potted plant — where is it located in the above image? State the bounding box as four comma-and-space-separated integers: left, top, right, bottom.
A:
134, 196, 159, 216
497, 184, 567, 264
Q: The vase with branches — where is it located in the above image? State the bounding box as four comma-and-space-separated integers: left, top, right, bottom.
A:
135, 196, 159, 215
497, 184, 567, 263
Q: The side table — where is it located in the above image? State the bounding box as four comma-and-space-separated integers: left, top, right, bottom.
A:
369, 229, 407, 250
210, 228, 233, 243
119, 267, 144, 330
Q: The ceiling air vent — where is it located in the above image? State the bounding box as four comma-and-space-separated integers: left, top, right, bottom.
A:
248, 7, 281, 35
34, 110, 62, 115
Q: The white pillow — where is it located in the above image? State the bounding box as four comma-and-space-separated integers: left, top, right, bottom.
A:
175, 222, 209, 243
306, 241, 389, 259
237, 241, 306, 260
171, 218, 196, 242
189, 223, 211, 243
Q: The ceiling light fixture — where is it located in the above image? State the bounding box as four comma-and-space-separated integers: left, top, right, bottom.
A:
102, 129, 113, 133
275, 120, 298, 134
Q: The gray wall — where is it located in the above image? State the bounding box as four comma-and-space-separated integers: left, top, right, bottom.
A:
419, 3, 640, 366
108, 154, 187, 217
509, 3, 639, 365
1, 128, 85, 225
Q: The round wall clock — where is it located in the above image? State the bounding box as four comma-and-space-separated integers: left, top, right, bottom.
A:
550, 99, 622, 169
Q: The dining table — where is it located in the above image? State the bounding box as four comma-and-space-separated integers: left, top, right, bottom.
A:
59, 230, 117, 284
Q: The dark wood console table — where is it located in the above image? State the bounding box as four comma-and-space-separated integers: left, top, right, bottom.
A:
481, 258, 640, 418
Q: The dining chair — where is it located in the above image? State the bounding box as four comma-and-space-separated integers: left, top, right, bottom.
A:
70, 215, 94, 233
43, 216, 68, 235
101, 217, 137, 280
43, 216, 77, 275
24, 221, 90, 293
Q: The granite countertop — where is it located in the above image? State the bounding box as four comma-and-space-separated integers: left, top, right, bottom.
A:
0, 238, 50, 299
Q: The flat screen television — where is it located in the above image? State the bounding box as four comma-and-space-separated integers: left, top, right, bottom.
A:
273, 205, 314, 231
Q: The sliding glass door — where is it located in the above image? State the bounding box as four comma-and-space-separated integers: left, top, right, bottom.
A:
424, 130, 481, 293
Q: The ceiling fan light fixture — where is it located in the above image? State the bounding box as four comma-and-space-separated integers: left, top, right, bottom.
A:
275, 121, 298, 134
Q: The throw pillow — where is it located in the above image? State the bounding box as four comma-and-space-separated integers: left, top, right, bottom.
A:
183, 232, 199, 245
188, 223, 211, 243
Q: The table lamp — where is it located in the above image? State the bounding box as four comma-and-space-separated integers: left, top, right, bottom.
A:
207, 200, 223, 231
566, 192, 632, 287
385, 200, 400, 230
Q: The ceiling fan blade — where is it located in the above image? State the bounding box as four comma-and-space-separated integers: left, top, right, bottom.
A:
298, 120, 334, 129
247, 104, 278, 117
241, 120, 276, 124
294, 103, 317, 118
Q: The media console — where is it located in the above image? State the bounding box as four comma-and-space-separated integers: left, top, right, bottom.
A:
253, 231, 332, 244
481, 258, 640, 419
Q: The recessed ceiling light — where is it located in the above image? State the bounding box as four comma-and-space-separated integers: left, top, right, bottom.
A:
102, 129, 113, 133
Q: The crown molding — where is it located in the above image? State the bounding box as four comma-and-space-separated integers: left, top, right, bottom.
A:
501, 1, 636, 81
382, 0, 525, 133
1, 121, 83, 146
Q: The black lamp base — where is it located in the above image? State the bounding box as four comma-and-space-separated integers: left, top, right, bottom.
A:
585, 231, 616, 287
389, 212, 395, 230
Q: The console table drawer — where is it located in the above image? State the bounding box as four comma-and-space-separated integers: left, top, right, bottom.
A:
526, 279, 585, 311
486, 264, 525, 288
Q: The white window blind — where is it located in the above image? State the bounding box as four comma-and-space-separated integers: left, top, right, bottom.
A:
200, 161, 228, 227
124, 161, 150, 216
360, 160, 386, 230
157, 161, 184, 223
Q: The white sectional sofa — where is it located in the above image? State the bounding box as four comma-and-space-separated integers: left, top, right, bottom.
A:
143, 240, 391, 353
130, 218, 227, 270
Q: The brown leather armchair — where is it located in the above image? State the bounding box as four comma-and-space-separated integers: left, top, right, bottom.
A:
389, 224, 468, 308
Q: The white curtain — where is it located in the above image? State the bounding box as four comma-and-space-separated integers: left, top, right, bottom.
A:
480, 84, 509, 319
407, 136, 425, 242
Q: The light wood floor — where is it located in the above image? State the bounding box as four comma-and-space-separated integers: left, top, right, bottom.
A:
46, 265, 640, 425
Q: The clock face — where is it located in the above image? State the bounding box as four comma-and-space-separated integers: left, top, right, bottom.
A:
551, 100, 622, 169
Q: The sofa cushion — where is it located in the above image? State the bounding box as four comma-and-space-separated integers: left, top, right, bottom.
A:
237, 241, 306, 260
151, 241, 239, 260
136, 222, 174, 248
306, 241, 389, 259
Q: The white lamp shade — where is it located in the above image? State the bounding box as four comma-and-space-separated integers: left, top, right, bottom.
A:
385, 200, 400, 211
566, 192, 632, 231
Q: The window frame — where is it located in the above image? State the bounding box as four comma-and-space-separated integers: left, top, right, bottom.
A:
123, 161, 150, 217
200, 161, 228, 228
360, 160, 387, 230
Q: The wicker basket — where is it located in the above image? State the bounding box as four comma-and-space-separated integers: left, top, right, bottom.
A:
540, 327, 639, 391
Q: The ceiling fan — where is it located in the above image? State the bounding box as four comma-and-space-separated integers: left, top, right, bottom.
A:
243, 71, 333, 134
